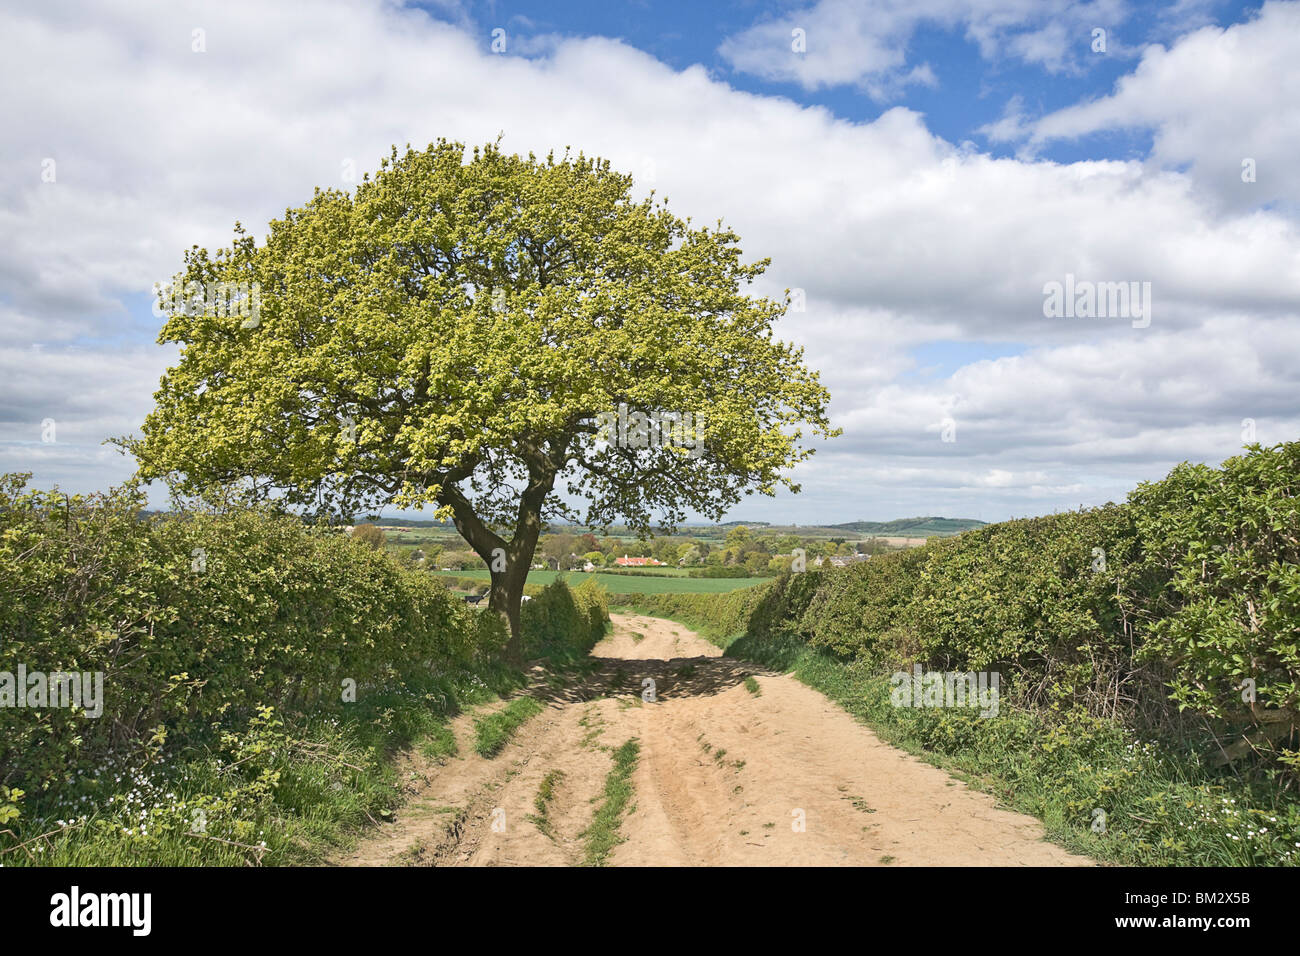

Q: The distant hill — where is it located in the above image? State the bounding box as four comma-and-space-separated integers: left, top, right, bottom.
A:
358, 515, 453, 528
823, 517, 986, 537
353, 515, 983, 537
145, 510, 982, 538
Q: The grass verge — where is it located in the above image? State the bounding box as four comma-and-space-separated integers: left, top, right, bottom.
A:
2, 662, 525, 867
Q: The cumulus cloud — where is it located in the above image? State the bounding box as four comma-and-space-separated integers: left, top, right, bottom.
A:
717, 0, 1132, 94
0, 344, 173, 489
1023, 1, 1300, 213
0, 0, 1296, 520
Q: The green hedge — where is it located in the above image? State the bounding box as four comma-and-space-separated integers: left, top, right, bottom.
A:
0, 475, 530, 793
521, 576, 610, 657
634, 442, 1300, 777
621, 582, 774, 647
796, 545, 930, 662
687, 565, 756, 578
436, 573, 546, 597
900, 504, 1146, 716
1127, 446, 1300, 735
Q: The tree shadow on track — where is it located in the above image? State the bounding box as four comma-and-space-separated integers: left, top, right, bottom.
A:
526, 654, 761, 706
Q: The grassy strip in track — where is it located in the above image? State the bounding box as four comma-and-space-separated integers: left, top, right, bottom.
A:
527, 770, 566, 840
474, 697, 545, 758
581, 738, 641, 866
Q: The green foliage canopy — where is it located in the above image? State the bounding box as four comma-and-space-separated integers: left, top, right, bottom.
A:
130, 140, 835, 546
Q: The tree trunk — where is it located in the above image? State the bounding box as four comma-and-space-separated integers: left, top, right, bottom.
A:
438, 457, 557, 666
488, 549, 532, 662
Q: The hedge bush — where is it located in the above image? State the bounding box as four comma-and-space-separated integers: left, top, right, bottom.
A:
521, 576, 609, 657
622, 582, 774, 647
0, 475, 543, 794
641, 442, 1300, 778
687, 565, 756, 578
1128, 447, 1300, 721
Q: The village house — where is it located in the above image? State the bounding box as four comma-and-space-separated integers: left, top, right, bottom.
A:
614, 555, 665, 567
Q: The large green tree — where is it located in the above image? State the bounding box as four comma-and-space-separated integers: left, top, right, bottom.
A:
130, 140, 836, 655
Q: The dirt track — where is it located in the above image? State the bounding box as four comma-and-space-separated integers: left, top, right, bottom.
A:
335, 613, 1090, 867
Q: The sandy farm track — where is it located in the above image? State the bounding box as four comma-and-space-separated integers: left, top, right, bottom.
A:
334, 613, 1090, 867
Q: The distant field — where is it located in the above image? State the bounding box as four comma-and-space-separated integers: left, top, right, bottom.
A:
597, 566, 690, 577
429, 569, 764, 594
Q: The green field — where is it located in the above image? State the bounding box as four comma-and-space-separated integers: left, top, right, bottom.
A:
429, 568, 764, 594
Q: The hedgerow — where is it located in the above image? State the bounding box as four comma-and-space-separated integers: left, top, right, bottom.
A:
1126, 446, 1300, 775
521, 576, 610, 657
0, 476, 502, 790
0, 474, 604, 864
639, 442, 1300, 783
620, 582, 775, 646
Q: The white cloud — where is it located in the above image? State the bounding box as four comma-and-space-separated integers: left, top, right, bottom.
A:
0, 344, 172, 490
978, 94, 1032, 144
1025, 1, 1300, 213
0, 0, 1296, 521
717, 0, 1132, 94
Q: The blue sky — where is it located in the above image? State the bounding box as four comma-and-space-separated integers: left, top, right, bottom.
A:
468, 0, 1251, 155
2, 0, 1298, 526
